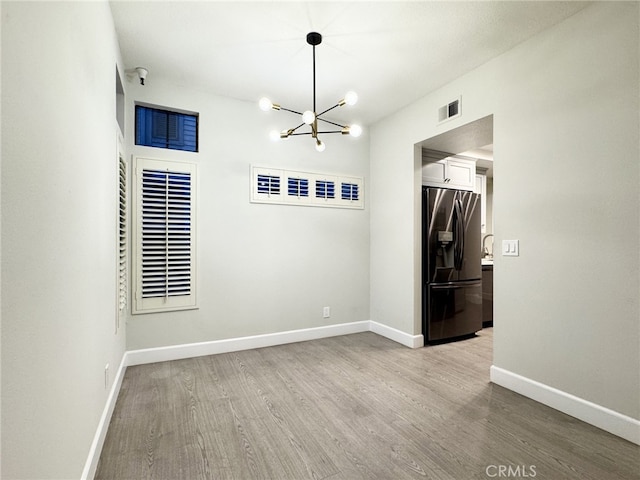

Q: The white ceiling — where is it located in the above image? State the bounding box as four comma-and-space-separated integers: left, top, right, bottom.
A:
110, 1, 590, 127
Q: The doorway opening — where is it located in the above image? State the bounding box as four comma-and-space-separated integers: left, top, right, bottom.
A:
417, 114, 494, 359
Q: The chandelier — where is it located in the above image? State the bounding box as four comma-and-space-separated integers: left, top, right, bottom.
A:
259, 32, 362, 152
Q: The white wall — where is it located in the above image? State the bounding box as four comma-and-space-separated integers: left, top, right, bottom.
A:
1, 2, 126, 478
370, 2, 639, 420
125, 79, 370, 349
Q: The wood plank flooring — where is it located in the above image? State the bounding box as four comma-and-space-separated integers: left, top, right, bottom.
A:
96, 329, 640, 479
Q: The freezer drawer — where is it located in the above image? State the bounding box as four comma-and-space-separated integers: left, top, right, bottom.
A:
426, 282, 482, 342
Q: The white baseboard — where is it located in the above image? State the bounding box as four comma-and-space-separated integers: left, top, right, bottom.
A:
81, 353, 128, 480
369, 320, 424, 348
126, 320, 371, 366
490, 365, 640, 445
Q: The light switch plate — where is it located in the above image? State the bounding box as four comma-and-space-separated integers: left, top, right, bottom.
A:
502, 239, 519, 256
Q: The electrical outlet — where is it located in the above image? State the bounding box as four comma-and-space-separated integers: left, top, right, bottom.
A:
105, 363, 110, 389
323, 306, 331, 318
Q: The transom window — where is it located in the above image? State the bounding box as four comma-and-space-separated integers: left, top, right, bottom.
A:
251, 166, 364, 209
135, 105, 198, 152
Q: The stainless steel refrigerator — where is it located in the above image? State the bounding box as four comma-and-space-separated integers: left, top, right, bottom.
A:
422, 186, 483, 342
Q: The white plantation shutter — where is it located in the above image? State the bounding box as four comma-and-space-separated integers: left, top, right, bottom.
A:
315, 179, 336, 199
251, 167, 283, 202
256, 173, 281, 196
133, 157, 197, 314
118, 154, 127, 315
287, 177, 309, 197
341, 182, 359, 201
140, 169, 191, 297
285, 174, 312, 205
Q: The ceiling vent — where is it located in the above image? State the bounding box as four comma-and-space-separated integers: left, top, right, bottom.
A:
438, 96, 461, 124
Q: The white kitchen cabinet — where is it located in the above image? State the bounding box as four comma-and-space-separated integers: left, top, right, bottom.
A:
422, 156, 476, 191
422, 160, 447, 184
475, 173, 487, 233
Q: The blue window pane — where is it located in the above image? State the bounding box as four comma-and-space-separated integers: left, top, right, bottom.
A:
135, 105, 198, 152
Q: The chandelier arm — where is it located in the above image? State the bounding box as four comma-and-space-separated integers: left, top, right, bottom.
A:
316, 103, 341, 117
317, 117, 347, 128
279, 107, 305, 116
288, 130, 344, 136
289, 122, 306, 133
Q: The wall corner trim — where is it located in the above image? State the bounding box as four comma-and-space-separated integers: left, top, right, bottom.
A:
490, 365, 640, 445
369, 320, 424, 348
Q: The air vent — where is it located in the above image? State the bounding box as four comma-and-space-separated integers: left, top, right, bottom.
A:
438, 96, 461, 123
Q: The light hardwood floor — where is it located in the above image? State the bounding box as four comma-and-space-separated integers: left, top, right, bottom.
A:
96, 329, 639, 479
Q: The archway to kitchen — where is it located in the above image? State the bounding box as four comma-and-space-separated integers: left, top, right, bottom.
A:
416, 114, 494, 363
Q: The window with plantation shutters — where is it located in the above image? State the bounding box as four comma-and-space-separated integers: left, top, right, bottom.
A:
118, 153, 127, 320
133, 157, 197, 314
251, 166, 364, 209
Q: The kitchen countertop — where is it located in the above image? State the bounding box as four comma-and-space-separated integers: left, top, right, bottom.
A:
482, 259, 494, 266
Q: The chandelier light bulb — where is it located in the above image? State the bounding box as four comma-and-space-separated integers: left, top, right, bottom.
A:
302, 110, 316, 125
344, 91, 358, 106
315, 140, 326, 152
269, 130, 281, 141
349, 124, 363, 137
259, 97, 273, 111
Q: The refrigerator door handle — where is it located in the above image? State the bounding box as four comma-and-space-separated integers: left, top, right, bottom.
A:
452, 200, 459, 268
453, 199, 465, 270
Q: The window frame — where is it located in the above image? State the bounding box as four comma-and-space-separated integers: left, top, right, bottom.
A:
251, 166, 364, 209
